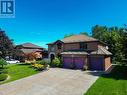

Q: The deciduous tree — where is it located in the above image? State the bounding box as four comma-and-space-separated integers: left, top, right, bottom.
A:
92, 25, 126, 64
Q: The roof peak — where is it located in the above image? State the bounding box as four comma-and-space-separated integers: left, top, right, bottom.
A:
61, 34, 97, 43
47, 34, 99, 45
18, 42, 43, 49
21, 42, 34, 44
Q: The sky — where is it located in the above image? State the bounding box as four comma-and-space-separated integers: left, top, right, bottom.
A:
0, 0, 127, 48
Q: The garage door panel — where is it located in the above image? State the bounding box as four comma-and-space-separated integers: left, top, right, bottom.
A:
74, 58, 85, 69
63, 57, 72, 68
90, 57, 103, 70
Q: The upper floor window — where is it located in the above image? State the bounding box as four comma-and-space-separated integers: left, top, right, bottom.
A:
80, 42, 87, 50
57, 43, 62, 49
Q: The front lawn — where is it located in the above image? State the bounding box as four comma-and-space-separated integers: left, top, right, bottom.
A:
85, 65, 127, 95
0, 64, 40, 84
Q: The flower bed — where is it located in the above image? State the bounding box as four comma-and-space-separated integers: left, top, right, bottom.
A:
32, 63, 45, 71
31, 59, 50, 71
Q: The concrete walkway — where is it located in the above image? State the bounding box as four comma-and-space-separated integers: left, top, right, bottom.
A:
0, 68, 101, 95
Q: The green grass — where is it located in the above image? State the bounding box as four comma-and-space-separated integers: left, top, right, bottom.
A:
0, 63, 40, 84
85, 65, 127, 95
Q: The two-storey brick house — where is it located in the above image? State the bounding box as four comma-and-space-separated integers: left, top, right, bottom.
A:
47, 34, 112, 71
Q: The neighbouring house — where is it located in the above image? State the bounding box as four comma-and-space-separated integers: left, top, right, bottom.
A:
16, 43, 48, 62
47, 34, 112, 71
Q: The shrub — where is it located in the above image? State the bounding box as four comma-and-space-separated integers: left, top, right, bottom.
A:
83, 65, 88, 71
32, 63, 39, 68
31, 59, 51, 71
36, 64, 45, 71
32, 63, 45, 71
52, 57, 61, 67
121, 59, 127, 66
25, 53, 37, 61
36, 60, 43, 64
0, 74, 7, 81
35, 59, 50, 69
36, 59, 50, 66
0, 58, 7, 68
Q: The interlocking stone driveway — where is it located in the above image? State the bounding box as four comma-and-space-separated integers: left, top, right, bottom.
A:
0, 68, 101, 95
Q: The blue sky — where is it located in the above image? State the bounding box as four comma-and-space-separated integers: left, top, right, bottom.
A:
0, 0, 127, 48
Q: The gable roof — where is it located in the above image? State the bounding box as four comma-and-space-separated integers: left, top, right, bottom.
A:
19, 43, 43, 49
47, 34, 98, 45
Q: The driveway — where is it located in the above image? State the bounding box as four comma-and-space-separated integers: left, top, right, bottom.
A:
0, 68, 101, 95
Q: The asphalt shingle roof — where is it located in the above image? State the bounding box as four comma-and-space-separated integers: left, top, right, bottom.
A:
61, 51, 88, 55
21, 49, 42, 54
61, 34, 97, 43
61, 47, 112, 55
20, 43, 43, 49
90, 47, 112, 55
47, 34, 98, 44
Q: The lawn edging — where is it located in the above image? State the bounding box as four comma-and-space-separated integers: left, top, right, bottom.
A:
0, 74, 10, 84
0, 64, 40, 85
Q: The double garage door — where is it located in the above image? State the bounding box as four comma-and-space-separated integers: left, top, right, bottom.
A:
63, 57, 85, 69
63, 56, 104, 70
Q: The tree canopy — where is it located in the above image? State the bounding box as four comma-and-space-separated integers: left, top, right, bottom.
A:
92, 25, 127, 64
0, 30, 22, 59
64, 32, 89, 38
80, 32, 89, 36
64, 33, 74, 38
0, 30, 14, 58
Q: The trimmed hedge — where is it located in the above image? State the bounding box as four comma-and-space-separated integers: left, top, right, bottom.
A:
0, 74, 8, 81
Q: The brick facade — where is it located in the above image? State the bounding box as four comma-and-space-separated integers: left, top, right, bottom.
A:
47, 35, 112, 71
